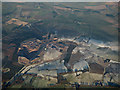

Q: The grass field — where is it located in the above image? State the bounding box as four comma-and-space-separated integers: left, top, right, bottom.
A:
2, 2, 118, 42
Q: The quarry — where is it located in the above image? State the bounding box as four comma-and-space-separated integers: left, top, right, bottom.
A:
5, 33, 120, 88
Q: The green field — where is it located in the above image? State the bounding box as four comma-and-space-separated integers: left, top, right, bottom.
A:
2, 2, 118, 42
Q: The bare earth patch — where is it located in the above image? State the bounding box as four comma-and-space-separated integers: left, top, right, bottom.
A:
54, 6, 71, 11
84, 5, 106, 10
6, 18, 28, 26
105, 18, 115, 24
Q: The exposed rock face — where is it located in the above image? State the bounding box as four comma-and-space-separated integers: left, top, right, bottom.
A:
17, 34, 69, 65
19, 38, 41, 53
73, 60, 89, 72
68, 51, 85, 66
27, 60, 67, 75
18, 56, 30, 65
43, 48, 62, 61
103, 63, 120, 84
13, 34, 119, 88
6, 18, 28, 26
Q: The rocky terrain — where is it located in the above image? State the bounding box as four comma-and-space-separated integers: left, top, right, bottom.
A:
2, 2, 119, 88
4, 34, 120, 88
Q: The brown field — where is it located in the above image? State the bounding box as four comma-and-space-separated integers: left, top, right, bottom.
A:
105, 2, 117, 5
16, 5, 22, 8
84, 5, 106, 10
105, 18, 115, 24
18, 56, 30, 65
6, 18, 28, 26
54, 6, 71, 11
